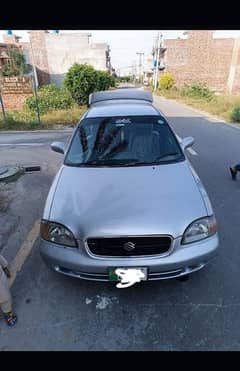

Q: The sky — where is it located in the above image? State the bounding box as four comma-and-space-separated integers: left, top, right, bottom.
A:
1, 30, 240, 75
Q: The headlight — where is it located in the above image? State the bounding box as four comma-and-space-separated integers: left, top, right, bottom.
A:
40, 220, 78, 248
181, 215, 217, 245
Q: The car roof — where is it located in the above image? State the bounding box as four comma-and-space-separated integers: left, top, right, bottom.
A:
88, 89, 153, 106
86, 100, 160, 118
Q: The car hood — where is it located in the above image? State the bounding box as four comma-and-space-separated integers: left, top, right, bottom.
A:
48, 162, 208, 239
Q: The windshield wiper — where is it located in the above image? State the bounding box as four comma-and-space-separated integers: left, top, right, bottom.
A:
74, 159, 139, 167
155, 152, 181, 160
122, 153, 182, 167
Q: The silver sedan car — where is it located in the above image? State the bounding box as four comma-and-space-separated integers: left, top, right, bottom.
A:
40, 89, 218, 284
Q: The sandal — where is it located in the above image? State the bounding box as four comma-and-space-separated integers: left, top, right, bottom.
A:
4, 311, 18, 327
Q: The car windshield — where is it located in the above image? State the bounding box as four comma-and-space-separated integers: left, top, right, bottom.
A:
65, 115, 184, 167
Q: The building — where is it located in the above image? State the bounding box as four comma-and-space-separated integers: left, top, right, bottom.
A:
163, 31, 240, 94
28, 31, 111, 86
2, 31, 112, 86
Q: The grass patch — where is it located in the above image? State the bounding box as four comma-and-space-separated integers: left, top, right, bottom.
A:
150, 86, 240, 123
0, 105, 87, 130
41, 106, 87, 126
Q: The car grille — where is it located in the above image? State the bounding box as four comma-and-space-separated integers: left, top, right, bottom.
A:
87, 236, 172, 257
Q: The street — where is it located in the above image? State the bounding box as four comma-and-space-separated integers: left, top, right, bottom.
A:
0, 96, 240, 350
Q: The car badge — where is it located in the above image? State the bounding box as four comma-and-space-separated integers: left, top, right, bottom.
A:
123, 241, 136, 252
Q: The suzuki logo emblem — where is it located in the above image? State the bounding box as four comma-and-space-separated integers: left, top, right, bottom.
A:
123, 241, 136, 252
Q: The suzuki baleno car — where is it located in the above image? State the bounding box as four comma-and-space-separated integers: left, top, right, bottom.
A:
40, 89, 218, 283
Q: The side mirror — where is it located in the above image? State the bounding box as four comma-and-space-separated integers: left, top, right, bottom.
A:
181, 137, 195, 151
51, 142, 66, 154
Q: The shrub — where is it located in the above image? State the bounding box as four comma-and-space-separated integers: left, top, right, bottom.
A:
230, 105, 240, 122
64, 63, 99, 105
96, 70, 116, 91
64, 64, 116, 105
25, 84, 74, 114
181, 83, 213, 100
159, 72, 175, 90
109, 74, 116, 88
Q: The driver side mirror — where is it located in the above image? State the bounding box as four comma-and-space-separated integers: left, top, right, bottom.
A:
51, 142, 66, 154
181, 137, 195, 151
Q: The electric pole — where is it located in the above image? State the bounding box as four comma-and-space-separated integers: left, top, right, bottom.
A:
136, 52, 144, 83
29, 34, 41, 124
153, 32, 162, 91
0, 93, 6, 124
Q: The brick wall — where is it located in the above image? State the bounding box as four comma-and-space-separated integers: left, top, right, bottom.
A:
164, 31, 240, 93
1, 93, 33, 111
0, 76, 33, 111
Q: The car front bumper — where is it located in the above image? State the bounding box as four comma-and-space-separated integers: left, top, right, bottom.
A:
39, 233, 219, 281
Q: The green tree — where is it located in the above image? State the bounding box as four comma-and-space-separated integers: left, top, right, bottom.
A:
64, 63, 99, 105
2, 49, 31, 77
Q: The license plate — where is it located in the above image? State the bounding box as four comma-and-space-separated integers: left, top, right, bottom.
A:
108, 267, 148, 281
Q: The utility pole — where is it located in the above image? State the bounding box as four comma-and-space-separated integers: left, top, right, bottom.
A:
31, 75, 41, 125
0, 93, 6, 124
153, 32, 162, 91
29, 33, 41, 124
152, 36, 157, 89
136, 52, 144, 83
141, 53, 145, 82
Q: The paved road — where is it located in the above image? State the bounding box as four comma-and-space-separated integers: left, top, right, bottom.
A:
0, 131, 72, 263
0, 98, 240, 350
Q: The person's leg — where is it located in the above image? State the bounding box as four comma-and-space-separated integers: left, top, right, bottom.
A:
0, 281, 17, 327
230, 163, 240, 180
1, 298, 12, 313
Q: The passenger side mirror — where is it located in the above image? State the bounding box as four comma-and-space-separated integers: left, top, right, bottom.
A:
181, 137, 195, 151
51, 142, 66, 154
